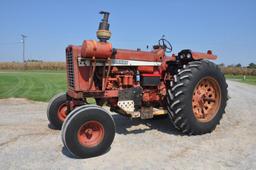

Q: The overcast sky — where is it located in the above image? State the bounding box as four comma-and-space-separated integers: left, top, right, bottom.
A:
0, 0, 255, 66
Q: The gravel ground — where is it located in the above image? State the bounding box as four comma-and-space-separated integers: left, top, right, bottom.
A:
0, 80, 255, 170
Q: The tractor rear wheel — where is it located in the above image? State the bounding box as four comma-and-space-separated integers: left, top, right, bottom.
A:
166, 60, 228, 135
62, 106, 115, 158
47, 93, 68, 130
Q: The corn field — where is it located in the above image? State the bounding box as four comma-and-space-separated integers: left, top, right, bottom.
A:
220, 66, 256, 76
0, 62, 66, 70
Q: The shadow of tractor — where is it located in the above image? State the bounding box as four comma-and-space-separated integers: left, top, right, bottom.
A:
112, 114, 183, 136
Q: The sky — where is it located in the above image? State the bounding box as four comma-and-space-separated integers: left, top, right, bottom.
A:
0, 0, 255, 66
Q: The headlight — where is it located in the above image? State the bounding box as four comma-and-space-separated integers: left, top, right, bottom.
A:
186, 53, 192, 58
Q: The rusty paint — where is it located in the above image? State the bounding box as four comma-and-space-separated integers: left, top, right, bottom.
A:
137, 66, 154, 73
114, 49, 164, 61
192, 51, 217, 60
77, 121, 105, 148
81, 40, 112, 59
192, 77, 221, 122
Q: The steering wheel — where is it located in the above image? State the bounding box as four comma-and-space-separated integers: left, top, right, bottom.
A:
158, 38, 173, 53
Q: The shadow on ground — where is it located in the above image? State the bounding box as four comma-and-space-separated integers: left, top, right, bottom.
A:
62, 145, 111, 159
112, 114, 182, 136
47, 123, 59, 130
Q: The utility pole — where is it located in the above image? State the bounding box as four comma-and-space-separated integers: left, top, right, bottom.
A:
21, 34, 27, 63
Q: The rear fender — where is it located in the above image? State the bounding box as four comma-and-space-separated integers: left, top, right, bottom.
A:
191, 50, 217, 60
178, 49, 217, 60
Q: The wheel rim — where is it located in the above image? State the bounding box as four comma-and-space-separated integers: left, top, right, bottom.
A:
57, 103, 68, 122
77, 121, 105, 148
192, 77, 221, 122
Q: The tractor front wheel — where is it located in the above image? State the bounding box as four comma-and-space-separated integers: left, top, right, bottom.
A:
47, 93, 68, 130
167, 60, 228, 135
61, 106, 115, 158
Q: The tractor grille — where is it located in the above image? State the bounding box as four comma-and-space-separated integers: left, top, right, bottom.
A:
66, 50, 75, 88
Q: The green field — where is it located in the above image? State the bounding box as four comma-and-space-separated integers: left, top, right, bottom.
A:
0, 71, 66, 101
225, 75, 256, 85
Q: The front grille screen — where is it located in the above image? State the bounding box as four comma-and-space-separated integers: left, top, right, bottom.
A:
66, 50, 75, 88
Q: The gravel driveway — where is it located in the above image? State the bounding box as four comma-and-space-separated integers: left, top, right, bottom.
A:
0, 80, 255, 170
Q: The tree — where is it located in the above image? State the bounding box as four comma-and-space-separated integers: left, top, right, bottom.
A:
247, 63, 256, 69
236, 63, 241, 67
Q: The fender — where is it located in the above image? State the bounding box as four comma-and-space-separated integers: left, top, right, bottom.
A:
178, 49, 217, 60
191, 50, 217, 60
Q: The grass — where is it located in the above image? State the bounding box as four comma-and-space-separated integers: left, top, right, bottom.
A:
0, 70, 96, 103
225, 75, 256, 85
0, 71, 66, 101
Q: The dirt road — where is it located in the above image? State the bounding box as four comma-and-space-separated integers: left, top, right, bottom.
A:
0, 80, 255, 170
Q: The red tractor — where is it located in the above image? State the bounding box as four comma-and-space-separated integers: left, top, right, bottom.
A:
47, 11, 228, 158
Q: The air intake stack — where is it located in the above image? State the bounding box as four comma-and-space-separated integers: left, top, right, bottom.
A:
97, 11, 111, 42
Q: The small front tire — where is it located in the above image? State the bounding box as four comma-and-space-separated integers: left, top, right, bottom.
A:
47, 93, 68, 130
62, 106, 115, 158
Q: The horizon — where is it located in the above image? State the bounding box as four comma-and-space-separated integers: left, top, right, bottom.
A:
0, 0, 256, 65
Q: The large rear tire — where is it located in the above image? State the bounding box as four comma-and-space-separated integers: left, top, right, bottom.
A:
47, 93, 67, 130
166, 60, 228, 135
61, 106, 115, 158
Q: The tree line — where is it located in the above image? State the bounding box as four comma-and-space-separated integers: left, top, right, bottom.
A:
219, 63, 256, 76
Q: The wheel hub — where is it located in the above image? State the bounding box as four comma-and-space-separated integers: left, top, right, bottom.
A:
57, 104, 68, 122
77, 121, 105, 148
192, 77, 221, 122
